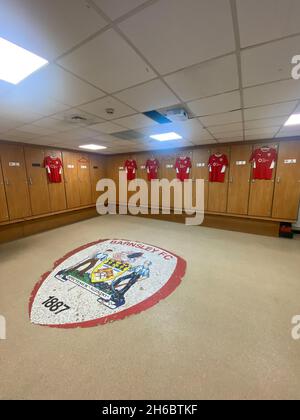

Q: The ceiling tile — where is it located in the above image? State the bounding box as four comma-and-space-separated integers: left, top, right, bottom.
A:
0, 0, 107, 60
114, 114, 158, 129
209, 122, 243, 134
276, 127, 300, 138
52, 108, 105, 125
119, 0, 235, 74
19, 65, 106, 107
243, 79, 300, 108
191, 138, 217, 145
199, 110, 243, 127
80, 97, 136, 120
0, 117, 22, 133
237, 0, 300, 48
165, 55, 239, 102
244, 102, 298, 121
217, 136, 244, 143
115, 79, 179, 112
215, 131, 244, 139
90, 122, 127, 134
58, 29, 155, 92
33, 117, 80, 132
187, 91, 241, 117
241, 36, 300, 87
17, 124, 58, 136
245, 127, 280, 140
93, 0, 148, 20
244, 117, 287, 130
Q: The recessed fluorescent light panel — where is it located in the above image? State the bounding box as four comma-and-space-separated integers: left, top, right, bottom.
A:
79, 144, 107, 150
150, 132, 183, 141
284, 114, 300, 126
0, 37, 48, 84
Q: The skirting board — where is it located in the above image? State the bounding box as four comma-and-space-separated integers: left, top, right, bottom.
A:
0, 207, 99, 244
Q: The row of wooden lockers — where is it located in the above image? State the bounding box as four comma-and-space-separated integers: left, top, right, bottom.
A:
105, 140, 300, 221
0, 144, 105, 222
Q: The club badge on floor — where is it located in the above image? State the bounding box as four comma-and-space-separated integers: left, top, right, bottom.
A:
29, 239, 186, 328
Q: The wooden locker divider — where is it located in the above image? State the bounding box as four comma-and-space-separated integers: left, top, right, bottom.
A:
134, 153, 150, 210
208, 146, 230, 213
227, 145, 252, 215
0, 144, 31, 220
77, 153, 92, 206
90, 155, 105, 204
63, 151, 81, 209
0, 157, 9, 222
248, 143, 278, 218
272, 140, 300, 220
45, 149, 67, 212
192, 148, 210, 211
24, 147, 51, 216
161, 152, 178, 210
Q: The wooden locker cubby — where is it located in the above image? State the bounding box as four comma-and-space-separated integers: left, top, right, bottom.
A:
24, 147, 51, 216
272, 140, 300, 220
44, 149, 67, 213
63, 151, 81, 209
0, 144, 31, 220
77, 153, 92, 206
227, 144, 252, 215
0, 158, 9, 222
208, 146, 230, 213
248, 143, 278, 218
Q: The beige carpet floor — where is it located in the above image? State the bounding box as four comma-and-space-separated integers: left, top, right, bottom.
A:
0, 215, 300, 400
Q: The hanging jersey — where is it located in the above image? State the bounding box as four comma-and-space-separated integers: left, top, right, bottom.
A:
125, 159, 137, 181
250, 147, 277, 180
146, 159, 159, 181
44, 156, 63, 183
175, 157, 192, 182
208, 154, 229, 182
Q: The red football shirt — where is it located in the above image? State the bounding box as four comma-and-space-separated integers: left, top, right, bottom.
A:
250, 147, 277, 180
175, 157, 192, 182
146, 159, 159, 181
208, 154, 229, 183
44, 156, 63, 183
125, 159, 137, 181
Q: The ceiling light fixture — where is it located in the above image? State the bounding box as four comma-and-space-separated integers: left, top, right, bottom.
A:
150, 132, 183, 141
284, 114, 300, 126
79, 144, 107, 150
0, 37, 48, 84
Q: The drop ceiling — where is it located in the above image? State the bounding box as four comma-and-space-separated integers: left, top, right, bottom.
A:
0, 0, 300, 154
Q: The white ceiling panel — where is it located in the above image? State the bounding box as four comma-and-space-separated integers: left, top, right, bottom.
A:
114, 114, 158, 129
199, 110, 243, 127
216, 136, 244, 143
241, 36, 300, 87
115, 79, 179, 112
0, 0, 107, 60
90, 122, 127, 134
191, 137, 217, 145
165, 55, 239, 102
58, 29, 155, 92
93, 0, 148, 20
51, 108, 105, 125
17, 124, 58, 136
19, 65, 106, 107
244, 80, 300, 108
0, 118, 22, 133
276, 127, 300, 138
187, 91, 241, 117
244, 102, 298, 121
215, 131, 244, 139
80, 97, 136, 120
237, 0, 300, 48
244, 117, 288, 130
119, 0, 235, 74
33, 117, 80, 132
245, 127, 280, 140
209, 122, 243, 134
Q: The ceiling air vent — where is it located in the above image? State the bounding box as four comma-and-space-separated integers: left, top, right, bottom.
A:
112, 130, 143, 140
